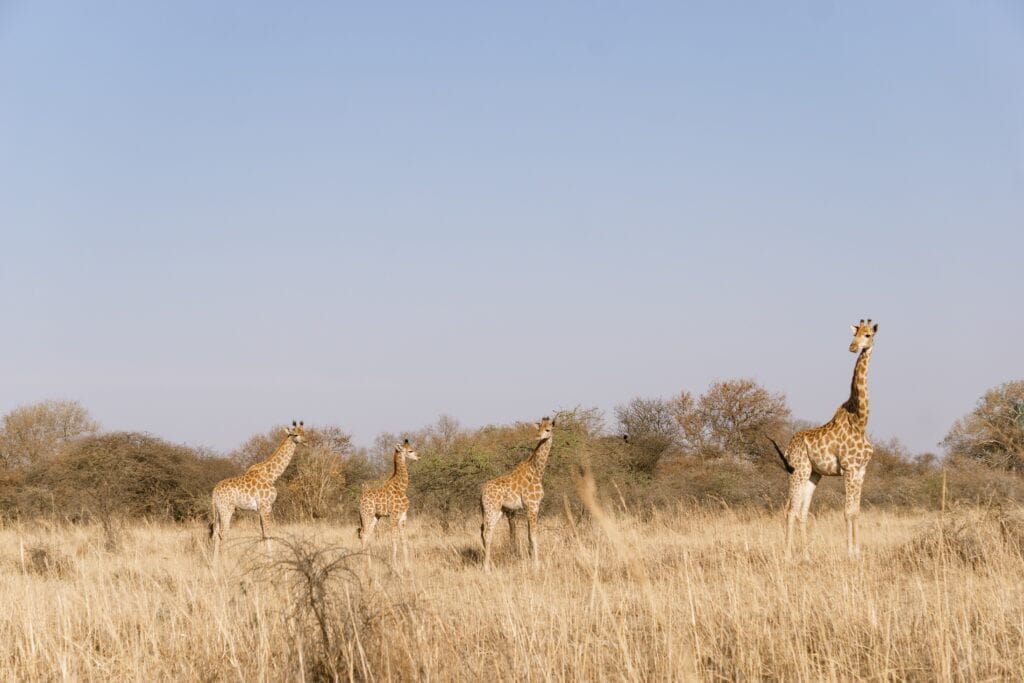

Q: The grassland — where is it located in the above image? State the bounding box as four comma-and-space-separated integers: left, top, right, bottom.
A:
2, 501, 1023, 682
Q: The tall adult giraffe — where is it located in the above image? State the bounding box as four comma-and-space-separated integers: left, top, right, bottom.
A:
209, 420, 306, 558
771, 320, 879, 559
480, 417, 555, 572
357, 439, 419, 568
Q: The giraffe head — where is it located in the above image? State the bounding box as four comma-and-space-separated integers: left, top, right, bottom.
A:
534, 416, 555, 441
849, 319, 878, 353
284, 420, 307, 445
395, 438, 419, 461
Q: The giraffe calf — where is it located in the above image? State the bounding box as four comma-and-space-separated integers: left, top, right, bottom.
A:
210, 421, 306, 559
358, 439, 419, 569
480, 417, 555, 572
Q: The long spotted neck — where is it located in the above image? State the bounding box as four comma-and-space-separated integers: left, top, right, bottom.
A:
262, 438, 298, 481
527, 437, 553, 479
843, 347, 872, 429
389, 451, 409, 491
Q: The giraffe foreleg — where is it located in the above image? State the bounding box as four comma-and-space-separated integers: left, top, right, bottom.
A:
389, 513, 399, 567
397, 511, 410, 570
844, 465, 867, 558
258, 505, 272, 546
525, 505, 540, 569
360, 514, 378, 551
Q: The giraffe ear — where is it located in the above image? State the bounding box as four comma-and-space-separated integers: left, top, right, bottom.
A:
533, 422, 540, 430
850, 324, 858, 333
872, 323, 879, 333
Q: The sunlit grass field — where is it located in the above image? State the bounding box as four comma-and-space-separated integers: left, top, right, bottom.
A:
3, 501, 1023, 681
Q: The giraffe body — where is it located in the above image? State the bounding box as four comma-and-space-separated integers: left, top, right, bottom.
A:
480, 417, 555, 572
210, 421, 306, 559
773, 321, 878, 559
358, 440, 419, 568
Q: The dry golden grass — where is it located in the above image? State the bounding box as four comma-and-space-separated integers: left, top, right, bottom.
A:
2, 502, 1023, 681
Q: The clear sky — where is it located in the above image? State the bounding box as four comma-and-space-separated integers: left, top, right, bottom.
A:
1, 2, 1021, 455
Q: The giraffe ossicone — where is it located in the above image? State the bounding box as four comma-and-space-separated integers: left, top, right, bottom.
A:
771, 321, 878, 559
480, 416, 556, 572
209, 420, 307, 559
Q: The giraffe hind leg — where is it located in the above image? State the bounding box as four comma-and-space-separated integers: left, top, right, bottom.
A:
212, 503, 234, 560
784, 472, 807, 560
481, 502, 502, 572
505, 509, 519, 557
798, 472, 821, 559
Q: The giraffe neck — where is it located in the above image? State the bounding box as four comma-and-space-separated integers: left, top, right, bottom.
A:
389, 451, 409, 491
526, 437, 553, 479
843, 347, 872, 429
261, 438, 298, 481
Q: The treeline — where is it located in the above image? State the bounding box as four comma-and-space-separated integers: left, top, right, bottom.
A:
0, 380, 1022, 524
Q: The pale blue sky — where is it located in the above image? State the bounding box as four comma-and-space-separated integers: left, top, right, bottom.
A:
1, 2, 1021, 454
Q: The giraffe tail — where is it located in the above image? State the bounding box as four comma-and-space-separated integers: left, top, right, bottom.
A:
768, 437, 795, 474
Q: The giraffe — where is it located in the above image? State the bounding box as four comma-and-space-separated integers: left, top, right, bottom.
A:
209, 420, 306, 558
770, 320, 879, 559
480, 417, 555, 572
357, 438, 419, 568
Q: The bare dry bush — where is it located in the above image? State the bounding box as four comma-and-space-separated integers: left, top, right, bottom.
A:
241, 535, 426, 682
996, 507, 1024, 558
0, 399, 99, 469
19, 543, 73, 578
943, 380, 1024, 471
278, 448, 348, 520
673, 379, 791, 461
899, 509, 995, 568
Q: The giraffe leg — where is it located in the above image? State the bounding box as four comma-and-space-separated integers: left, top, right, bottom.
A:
210, 501, 222, 559
844, 465, 867, 558
360, 515, 378, 571
505, 509, 519, 557
360, 515, 378, 550
798, 473, 821, 560
525, 505, 540, 569
398, 511, 410, 570
213, 505, 234, 560
481, 504, 502, 572
389, 515, 399, 567
258, 506, 272, 548
784, 471, 811, 560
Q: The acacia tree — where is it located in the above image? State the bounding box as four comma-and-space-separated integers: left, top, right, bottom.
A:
0, 399, 99, 469
943, 381, 1024, 471
672, 379, 791, 460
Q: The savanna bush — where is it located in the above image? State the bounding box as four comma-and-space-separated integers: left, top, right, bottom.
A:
27, 432, 230, 521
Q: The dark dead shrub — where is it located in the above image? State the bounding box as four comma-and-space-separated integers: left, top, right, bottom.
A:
900, 512, 993, 568
21, 544, 73, 578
